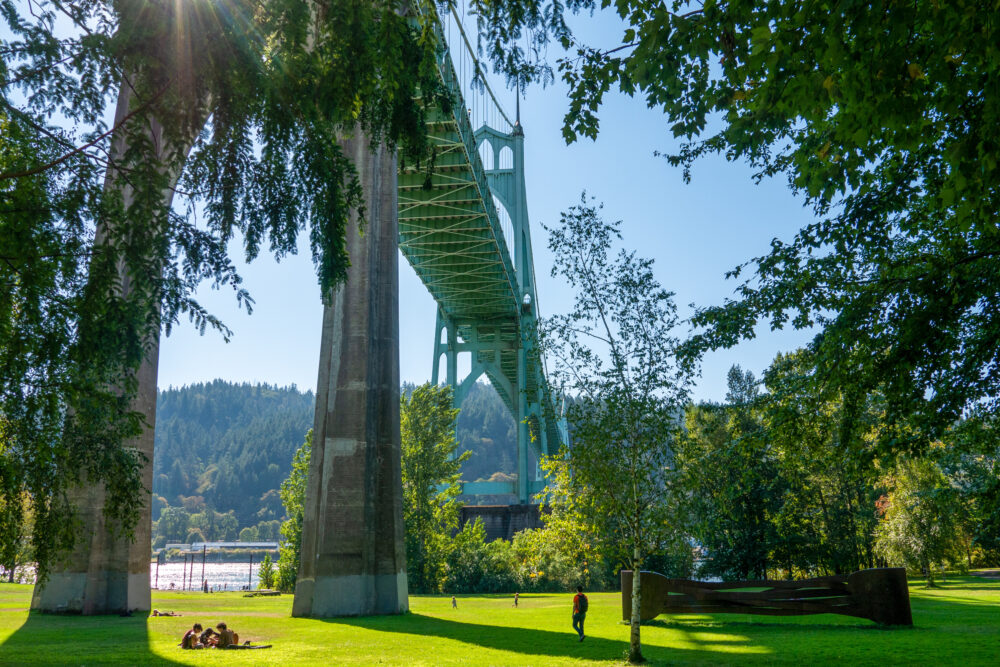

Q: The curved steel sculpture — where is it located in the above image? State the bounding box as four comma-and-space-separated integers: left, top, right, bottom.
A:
621, 568, 913, 626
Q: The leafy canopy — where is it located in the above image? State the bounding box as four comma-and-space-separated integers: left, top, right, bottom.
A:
469, 0, 1000, 451
1, 0, 448, 575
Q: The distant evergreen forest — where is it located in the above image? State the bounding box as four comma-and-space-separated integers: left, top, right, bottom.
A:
422, 381, 518, 482
152, 380, 517, 543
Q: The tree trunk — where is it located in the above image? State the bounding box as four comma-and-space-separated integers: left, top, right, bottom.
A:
629, 545, 643, 663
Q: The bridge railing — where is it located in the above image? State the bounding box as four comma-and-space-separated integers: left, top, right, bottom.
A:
438, 1, 514, 136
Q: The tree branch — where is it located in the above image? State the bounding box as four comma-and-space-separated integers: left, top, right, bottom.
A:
0, 83, 170, 180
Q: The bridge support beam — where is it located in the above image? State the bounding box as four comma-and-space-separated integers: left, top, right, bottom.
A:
293, 133, 408, 617
431, 316, 537, 504
516, 344, 530, 502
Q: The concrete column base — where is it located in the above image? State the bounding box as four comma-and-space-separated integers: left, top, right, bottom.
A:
31, 343, 157, 615
31, 571, 150, 615
293, 571, 408, 617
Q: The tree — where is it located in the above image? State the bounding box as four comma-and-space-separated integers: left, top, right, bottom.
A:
2, 0, 449, 576
536, 453, 609, 592
761, 350, 883, 576
539, 196, 690, 663
277, 430, 311, 593
875, 458, 967, 587
400, 383, 470, 593
470, 0, 1000, 453
155, 507, 191, 544
189, 511, 217, 542
0, 487, 31, 584
258, 554, 276, 590
0, 105, 147, 581
220, 512, 238, 541
675, 366, 782, 580
939, 426, 1000, 565
256, 520, 282, 542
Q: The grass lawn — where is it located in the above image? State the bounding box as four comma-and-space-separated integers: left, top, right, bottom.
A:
0, 573, 997, 665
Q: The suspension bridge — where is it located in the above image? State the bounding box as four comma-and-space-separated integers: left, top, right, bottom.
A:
399, 4, 566, 503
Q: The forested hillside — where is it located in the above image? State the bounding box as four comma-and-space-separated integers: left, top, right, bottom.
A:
152, 380, 517, 545
152, 381, 315, 536
452, 382, 517, 481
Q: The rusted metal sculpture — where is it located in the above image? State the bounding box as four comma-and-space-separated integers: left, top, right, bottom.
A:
621, 568, 912, 626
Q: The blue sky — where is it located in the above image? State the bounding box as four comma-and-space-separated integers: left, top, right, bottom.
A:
157, 8, 817, 403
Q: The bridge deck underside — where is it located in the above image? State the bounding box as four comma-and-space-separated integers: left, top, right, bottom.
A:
398, 107, 523, 415
398, 22, 564, 476
399, 114, 518, 322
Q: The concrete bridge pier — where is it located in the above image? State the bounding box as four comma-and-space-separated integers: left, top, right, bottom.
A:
292, 133, 408, 617
30, 349, 157, 614
30, 75, 198, 613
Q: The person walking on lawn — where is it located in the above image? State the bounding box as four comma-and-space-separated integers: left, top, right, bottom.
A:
572, 586, 588, 642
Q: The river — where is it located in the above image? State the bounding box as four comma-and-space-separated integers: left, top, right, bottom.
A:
150, 561, 268, 591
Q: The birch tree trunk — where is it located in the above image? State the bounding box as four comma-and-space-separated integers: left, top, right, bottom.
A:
629, 544, 643, 663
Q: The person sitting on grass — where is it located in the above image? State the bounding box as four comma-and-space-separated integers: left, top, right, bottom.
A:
199, 627, 218, 647
213, 622, 273, 649
180, 624, 204, 649
214, 622, 239, 649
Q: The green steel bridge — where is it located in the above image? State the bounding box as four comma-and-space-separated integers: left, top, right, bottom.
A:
399, 4, 566, 503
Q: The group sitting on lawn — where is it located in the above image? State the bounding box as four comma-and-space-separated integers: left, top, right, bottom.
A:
181, 622, 270, 649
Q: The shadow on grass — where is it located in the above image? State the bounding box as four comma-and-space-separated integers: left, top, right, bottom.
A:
326, 613, 636, 662
325, 612, 782, 663
0, 611, 183, 666
641, 617, 896, 632
327, 589, 998, 664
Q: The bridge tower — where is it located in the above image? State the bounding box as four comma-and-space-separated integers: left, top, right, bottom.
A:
429, 104, 552, 504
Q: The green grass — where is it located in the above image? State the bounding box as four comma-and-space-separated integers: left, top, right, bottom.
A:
0, 573, 997, 665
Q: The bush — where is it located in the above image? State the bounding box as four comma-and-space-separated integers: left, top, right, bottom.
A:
258, 553, 276, 589
511, 528, 590, 592
443, 520, 518, 593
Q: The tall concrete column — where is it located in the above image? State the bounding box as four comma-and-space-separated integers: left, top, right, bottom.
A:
293, 133, 408, 617
31, 15, 209, 608
30, 351, 159, 614
30, 81, 182, 614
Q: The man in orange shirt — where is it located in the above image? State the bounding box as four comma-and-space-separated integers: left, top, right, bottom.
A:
572, 586, 588, 642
